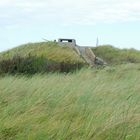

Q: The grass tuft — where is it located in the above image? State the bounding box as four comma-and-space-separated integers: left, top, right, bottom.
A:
0, 64, 140, 139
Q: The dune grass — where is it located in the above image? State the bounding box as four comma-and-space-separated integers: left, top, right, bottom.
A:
0, 42, 85, 74
0, 63, 140, 140
92, 45, 140, 64
0, 42, 84, 64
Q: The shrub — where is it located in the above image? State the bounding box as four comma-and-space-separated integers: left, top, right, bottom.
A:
92, 45, 140, 64
0, 55, 84, 74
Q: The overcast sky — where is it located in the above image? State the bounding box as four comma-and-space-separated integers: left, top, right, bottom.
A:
0, 0, 140, 52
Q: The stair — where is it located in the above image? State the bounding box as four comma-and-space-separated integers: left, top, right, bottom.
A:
74, 47, 96, 67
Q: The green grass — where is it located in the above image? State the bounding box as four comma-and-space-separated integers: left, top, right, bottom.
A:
1, 42, 140, 74
0, 42, 85, 74
0, 42, 84, 64
0, 63, 140, 140
92, 45, 140, 64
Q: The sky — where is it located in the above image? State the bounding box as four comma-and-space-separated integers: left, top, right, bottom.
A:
0, 0, 140, 52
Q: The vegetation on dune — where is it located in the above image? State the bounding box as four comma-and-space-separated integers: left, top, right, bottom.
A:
0, 42, 140, 74
0, 42, 85, 74
0, 42, 140, 139
0, 42, 84, 63
0, 63, 140, 140
92, 45, 140, 64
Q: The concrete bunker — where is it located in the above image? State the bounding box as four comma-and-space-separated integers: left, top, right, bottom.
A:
57, 38, 106, 67
58, 39, 76, 47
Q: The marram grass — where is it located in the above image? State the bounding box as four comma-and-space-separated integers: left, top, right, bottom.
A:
0, 42, 85, 74
0, 42, 84, 63
0, 63, 140, 140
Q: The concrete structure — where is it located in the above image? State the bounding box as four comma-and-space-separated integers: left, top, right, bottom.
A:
58, 38, 76, 48
57, 38, 106, 67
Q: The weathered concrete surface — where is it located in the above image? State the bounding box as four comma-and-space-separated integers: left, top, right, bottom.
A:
58, 38, 76, 48
58, 38, 106, 67
75, 46, 96, 67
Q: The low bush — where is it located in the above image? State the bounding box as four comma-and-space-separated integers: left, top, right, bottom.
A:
0, 55, 84, 74
92, 45, 140, 64
0, 42, 85, 74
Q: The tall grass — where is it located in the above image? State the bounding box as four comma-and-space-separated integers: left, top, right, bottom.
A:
0, 42, 84, 63
0, 63, 140, 140
1, 42, 140, 74
0, 42, 85, 74
92, 45, 140, 64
